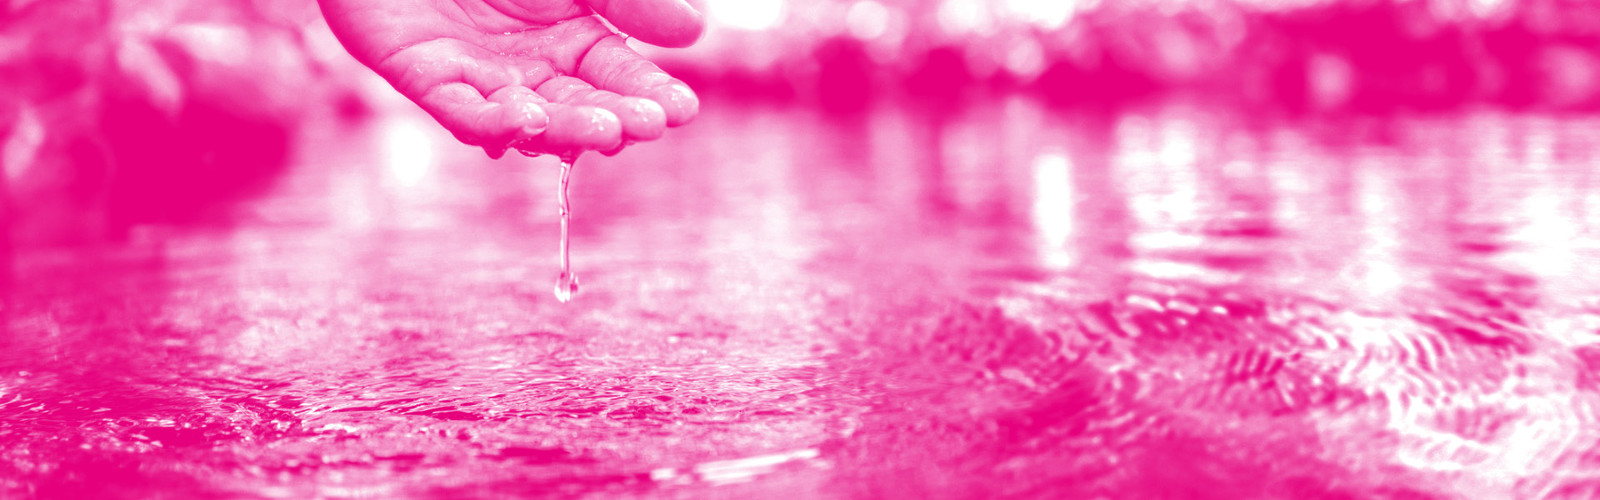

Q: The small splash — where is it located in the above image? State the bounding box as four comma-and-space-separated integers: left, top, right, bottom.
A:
553, 154, 579, 303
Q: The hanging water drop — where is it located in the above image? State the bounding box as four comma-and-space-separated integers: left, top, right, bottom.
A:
553, 154, 580, 303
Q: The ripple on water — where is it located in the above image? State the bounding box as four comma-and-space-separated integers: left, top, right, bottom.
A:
988, 283, 1600, 498
7, 275, 1600, 498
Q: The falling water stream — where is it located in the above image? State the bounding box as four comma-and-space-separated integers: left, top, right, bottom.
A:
553, 155, 579, 303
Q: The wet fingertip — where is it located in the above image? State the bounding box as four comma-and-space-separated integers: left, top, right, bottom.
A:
538, 104, 625, 154
601, 136, 642, 156
620, 97, 667, 140
520, 119, 548, 138
592, 107, 622, 129
590, 108, 625, 151
648, 84, 699, 127
511, 102, 550, 136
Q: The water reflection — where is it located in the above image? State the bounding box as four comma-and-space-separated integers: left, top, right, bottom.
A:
6, 98, 1600, 498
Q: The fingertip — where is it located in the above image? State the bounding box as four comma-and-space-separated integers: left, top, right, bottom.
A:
593, 0, 706, 48
518, 103, 551, 136
529, 104, 625, 155
589, 108, 626, 152
488, 87, 552, 140
618, 97, 667, 141
495, 102, 545, 139
647, 5, 705, 48
645, 83, 698, 127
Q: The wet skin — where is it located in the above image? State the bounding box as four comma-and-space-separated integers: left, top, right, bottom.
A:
318, 0, 704, 157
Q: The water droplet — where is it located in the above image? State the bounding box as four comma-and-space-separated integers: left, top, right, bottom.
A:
553, 154, 579, 303
553, 270, 579, 303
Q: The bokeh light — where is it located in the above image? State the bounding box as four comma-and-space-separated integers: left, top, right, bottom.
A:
706, 0, 787, 31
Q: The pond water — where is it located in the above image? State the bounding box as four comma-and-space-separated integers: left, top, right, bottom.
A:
6, 96, 1600, 499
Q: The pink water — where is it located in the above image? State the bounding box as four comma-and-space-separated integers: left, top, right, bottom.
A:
6, 97, 1600, 499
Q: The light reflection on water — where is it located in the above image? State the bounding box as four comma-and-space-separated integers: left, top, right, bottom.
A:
6, 98, 1600, 498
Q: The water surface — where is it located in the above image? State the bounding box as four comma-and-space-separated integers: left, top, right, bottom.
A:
5, 98, 1600, 499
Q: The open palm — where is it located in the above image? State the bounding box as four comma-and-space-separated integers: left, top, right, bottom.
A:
319, 0, 703, 157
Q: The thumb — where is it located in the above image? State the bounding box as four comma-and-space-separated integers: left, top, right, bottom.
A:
587, 0, 705, 48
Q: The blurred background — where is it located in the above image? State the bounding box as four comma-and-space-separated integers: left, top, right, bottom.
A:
4, 0, 1600, 243
669, 0, 1600, 111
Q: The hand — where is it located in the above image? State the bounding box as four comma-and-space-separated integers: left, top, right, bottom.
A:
318, 0, 704, 158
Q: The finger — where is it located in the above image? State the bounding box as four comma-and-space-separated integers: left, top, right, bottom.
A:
511, 103, 624, 157
576, 36, 699, 127
417, 82, 549, 157
536, 76, 667, 141
586, 0, 705, 48
373, 40, 564, 156
487, 86, 552, 134
378, 39, 521, 98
